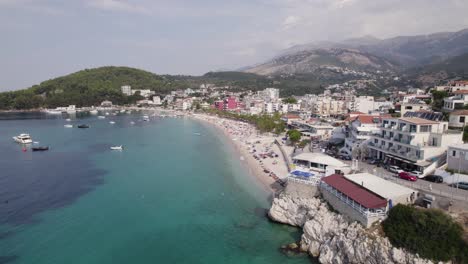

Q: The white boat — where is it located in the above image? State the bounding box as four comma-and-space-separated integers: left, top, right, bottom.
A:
109, 121, 115, 124
130, 121, 135, 125
45, 109, 62, 115
120, 110, 126, 113
64, 124, 73, 128
143, 115, 149, 121
65, 118, 71, 122
110, 146, 123, 150
66, 105, 77, 114
98, 116, 106, 119
13, 133, 33, 144
90, 109, 98, 115
105, 112, 110, 116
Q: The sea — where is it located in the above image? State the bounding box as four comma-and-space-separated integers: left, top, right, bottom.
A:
0, 111, 312, 264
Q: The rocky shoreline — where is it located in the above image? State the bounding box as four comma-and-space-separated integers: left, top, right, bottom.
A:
269, 193, 439, 264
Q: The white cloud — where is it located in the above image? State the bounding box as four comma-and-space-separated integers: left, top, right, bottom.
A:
281, 15, 301, 30
86, 0, 150, 14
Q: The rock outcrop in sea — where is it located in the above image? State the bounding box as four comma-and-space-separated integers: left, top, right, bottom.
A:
269, 193, 438, 264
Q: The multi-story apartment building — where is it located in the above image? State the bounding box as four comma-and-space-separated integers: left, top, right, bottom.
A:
400, 99, 430, 116
121, 85, 132, 96
340, 115, 386, 156
368, 117, 462, 174
311, 96, 347, 116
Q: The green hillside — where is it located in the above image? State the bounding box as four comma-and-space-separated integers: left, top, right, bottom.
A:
0, 66, 190, 109
411, 52, 468, 79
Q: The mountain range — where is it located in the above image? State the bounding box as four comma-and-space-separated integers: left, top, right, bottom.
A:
245, 28, 468, 76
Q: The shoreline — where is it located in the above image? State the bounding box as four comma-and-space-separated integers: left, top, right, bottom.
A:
190, 113, 287, 197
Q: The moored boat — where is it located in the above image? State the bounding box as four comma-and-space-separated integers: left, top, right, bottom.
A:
32, 146, 49, 151
77, 124, 90, 128
64, 124, 73, 128
13, 133, 33, 144
110, 145, 123, 150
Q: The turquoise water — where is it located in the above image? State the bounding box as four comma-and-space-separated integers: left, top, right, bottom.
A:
0, 113, 312, 264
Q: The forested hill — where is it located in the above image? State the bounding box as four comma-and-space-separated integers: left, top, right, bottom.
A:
0, 67, 191, 110
0, 67, 325, 110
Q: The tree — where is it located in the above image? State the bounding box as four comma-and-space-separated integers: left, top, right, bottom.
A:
287, 129, 302, 145
430, 90, 449, 111
383, 204, 468, 263
282, 97, 297, 104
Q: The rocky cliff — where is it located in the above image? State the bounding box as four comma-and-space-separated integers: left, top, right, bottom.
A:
269, 194, 438, 264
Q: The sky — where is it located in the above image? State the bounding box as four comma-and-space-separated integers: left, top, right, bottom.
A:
1, 0, 468, 91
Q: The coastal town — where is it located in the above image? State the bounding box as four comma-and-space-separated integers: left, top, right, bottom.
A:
5, 77, 464, 263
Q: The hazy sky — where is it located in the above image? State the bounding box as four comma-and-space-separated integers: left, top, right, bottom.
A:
1, 0, 468, 91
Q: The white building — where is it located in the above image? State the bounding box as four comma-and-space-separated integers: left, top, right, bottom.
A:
400, 99, 430, 116
262, 88, 280, 101
443, 90, 468, 111
352, 96, 375, 114
447, 144, 468, 173
132, 89, 154, 98
368, 117, 463, 175
121, 85, 132, 96
292, 152, 351, 176
449, 110, 468, 128
153, 96, 162, 105
341, 115, 385, 156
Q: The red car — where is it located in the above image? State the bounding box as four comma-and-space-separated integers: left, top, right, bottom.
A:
399, 172, 418, 181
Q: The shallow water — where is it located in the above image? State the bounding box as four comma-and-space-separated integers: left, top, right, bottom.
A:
0, 112, 313, 264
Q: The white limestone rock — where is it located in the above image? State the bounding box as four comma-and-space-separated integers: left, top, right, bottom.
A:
268, 193, 440, 264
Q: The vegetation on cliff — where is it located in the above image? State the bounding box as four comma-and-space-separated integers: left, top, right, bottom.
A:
383, 204, 468, 263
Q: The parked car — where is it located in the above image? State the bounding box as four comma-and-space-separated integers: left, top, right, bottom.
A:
409, 171, 423, 178
388, 165, 404, 174
399, 172, 418, 181
339, 155, 352, 160
449, 182, 468, 190
423, 175, 443, 183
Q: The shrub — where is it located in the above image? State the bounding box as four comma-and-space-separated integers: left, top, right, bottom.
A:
383, 204, 468, 263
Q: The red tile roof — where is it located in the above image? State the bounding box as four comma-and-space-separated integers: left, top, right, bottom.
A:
321, 174, 388, 209
453, 90, 468, 94
284, 114, 300, 119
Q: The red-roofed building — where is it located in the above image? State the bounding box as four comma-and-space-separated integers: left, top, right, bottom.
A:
320, 174, 388, 227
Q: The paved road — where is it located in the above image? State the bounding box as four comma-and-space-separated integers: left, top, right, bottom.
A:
350, 159, 468, 202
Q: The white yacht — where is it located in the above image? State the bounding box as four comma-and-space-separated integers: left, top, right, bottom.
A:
109, 121, 115, 124
13, 133, 33, 144
66, 105, 77, 114
89, 109, 98, 115
98, 116, 106, 119
143, 115, 149, 121
64, 124, 73, 128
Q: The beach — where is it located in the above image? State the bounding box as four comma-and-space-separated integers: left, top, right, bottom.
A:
191, 113, 292, 195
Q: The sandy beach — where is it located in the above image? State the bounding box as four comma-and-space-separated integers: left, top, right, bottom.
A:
191, 113, 291, 194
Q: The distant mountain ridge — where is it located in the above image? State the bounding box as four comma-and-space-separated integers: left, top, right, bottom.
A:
245, 48, 397, 76
245, 27, 468, 75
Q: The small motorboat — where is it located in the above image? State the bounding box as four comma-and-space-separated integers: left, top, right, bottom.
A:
193, 132, 201, 136
109, 121, 115, 124
65, 118, 71, 122
110, 146, 123, 150
77, 124, 90, 129
130, 121, 135, 125
98, 116, 106, 119
13, 133, 33, 144
32, 146, 49, 152
90, 109, 98, 115
142, 115, 149, 121
64, 124, 73, 128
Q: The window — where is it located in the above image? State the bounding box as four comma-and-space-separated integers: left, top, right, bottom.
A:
409, 125, 417, 132
405, 106, 413, 110
420, 125, 432, 132
460, 116, 466, 123
374, 139, 378, 144
452, 150, 457, 157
